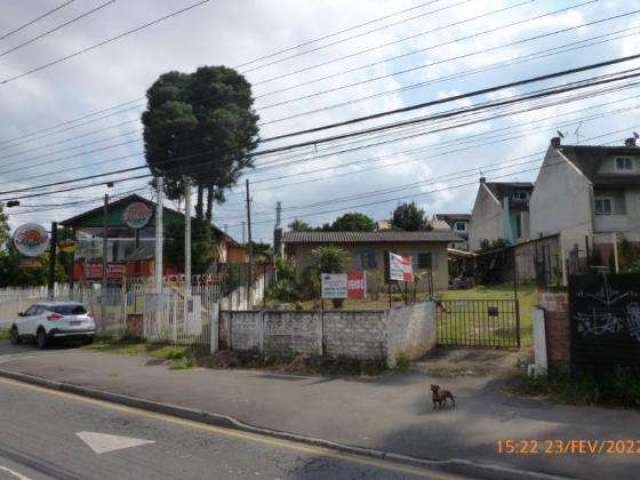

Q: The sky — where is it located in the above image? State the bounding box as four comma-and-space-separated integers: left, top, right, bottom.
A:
1, 0, 639, 244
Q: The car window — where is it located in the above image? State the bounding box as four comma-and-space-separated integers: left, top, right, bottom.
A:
24, 305, 39, 316
50, 305, 87, 315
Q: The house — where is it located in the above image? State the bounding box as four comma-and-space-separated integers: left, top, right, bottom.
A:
431, 213, 470, 250
281, 230, 460, 292
529, 136, 640, 280
468, 179, 534, 251
60, 194, 245, 281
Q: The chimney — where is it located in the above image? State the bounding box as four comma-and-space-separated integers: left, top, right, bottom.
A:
625, 137, 637, 148
479, 177, 486, 184
550, 136, 561, 148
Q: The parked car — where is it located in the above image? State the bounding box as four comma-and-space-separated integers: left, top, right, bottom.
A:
10, 301, 96, 349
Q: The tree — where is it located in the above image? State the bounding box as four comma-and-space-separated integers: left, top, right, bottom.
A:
331, 212, 375, 232
391, 202, 431, 231
164, 218, 219, 275
142, 66, 260, 221
288, 219, 312, 232
0, 243, 66, 288
0, 202, 9, 249
304, 246, 350, 308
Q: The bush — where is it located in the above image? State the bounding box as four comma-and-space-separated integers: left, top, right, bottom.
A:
301, 246, 350, 299
267, 278, 300, 303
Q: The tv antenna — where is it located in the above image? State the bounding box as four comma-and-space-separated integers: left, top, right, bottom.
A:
634, 131, 639, 139
556, 130, 565, 139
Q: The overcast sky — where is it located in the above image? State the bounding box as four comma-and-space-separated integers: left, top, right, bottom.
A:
1, 0, 639, 243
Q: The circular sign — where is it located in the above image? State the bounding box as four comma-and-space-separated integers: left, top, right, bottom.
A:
58, 239, 78, 253
13, 223, 49, 257
123, 202, 153, 229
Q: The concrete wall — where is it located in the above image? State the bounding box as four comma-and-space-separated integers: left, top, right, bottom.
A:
469, 184, 504, 251
288, 242, 449, 292
219, 301, 436, 366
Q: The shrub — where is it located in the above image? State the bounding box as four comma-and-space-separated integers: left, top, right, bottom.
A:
301, 246, 350, 299
267, 278, 300, 303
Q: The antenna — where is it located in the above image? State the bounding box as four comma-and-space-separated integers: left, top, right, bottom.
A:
556, 130, 565, 139
634, 132, 639, 139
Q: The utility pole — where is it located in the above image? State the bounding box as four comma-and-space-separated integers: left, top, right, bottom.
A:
184, 177, 192, 293
273, 201, 282, 258
246, 179, 254, 307
241, 221, 246, 244
48, 222, 57, 300
154, 177, 164, 294
101, 193, 109, 331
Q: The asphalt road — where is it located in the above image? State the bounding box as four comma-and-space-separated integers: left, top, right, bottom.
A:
0, 378, 472, 480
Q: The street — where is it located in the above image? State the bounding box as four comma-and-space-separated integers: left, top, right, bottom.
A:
0, 377, 467, 480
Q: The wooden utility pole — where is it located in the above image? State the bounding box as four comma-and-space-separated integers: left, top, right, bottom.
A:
246, 179, 254, 307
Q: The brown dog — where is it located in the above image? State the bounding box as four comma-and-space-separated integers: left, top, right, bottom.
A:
431, 384, 456, 409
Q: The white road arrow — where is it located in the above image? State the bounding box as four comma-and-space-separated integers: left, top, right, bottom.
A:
76, 431, 155, 454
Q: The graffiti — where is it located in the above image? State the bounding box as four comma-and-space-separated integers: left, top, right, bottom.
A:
627, 303, 640, 343
575, 310, 623, 336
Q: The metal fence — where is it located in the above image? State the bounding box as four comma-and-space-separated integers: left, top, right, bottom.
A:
435, 298, 521, 349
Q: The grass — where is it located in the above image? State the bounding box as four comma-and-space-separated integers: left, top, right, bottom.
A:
0, 328, 10, 341
510, 367, 640, 409
437, 283, 538, 348
83, 339, 194, 368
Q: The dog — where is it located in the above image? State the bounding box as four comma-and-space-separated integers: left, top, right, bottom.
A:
431, 384, 456, 409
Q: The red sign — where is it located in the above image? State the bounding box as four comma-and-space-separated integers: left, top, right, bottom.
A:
83, 263, 127, 280
347, 271, 367, 299
388, 252, 414, 283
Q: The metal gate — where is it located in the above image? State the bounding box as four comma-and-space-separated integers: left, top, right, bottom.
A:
436, 299, 520, 349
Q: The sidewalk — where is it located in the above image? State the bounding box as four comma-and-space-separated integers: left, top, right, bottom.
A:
1, 341, 638, 480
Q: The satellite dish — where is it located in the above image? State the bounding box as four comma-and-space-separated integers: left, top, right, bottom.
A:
556, 130, 565, 139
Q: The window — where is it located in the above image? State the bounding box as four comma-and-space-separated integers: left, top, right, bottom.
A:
512, 191, 528, 201
51, 305, 87, 315
23, 305, 39, 316
616, 157, 633, 171
454, 222, 467, 232
417, 252, 432, 269
595, 197, 613, 215
360, 250, 378, 270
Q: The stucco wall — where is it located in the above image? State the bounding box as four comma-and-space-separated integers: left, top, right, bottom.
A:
219, 301, 437, 366
287, 241, 449, 291
469, 184, 503, 251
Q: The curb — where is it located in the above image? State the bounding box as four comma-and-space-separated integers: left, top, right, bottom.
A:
0, 368, 574, 480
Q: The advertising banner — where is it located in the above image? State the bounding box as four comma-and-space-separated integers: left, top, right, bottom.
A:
387, 252, 413, 283
13, 223, 49, 257
321, 273, 347, 299
347, 270, 367, 299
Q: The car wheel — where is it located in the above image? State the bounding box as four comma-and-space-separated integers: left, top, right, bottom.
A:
83, 336, 94, 345
36, 329, 48, 349
10, 327, 21, 345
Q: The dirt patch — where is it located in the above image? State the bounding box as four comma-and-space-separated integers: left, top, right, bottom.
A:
413, 348, 532, 378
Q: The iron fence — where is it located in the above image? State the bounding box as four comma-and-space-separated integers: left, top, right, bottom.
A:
435, 298, 520, 349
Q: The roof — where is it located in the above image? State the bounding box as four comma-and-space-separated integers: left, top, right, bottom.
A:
433, 213, 471, 228
558, 144, 640, 188
34, 301, 83, 306
60, 194, 239, 246
282, 231, 461, 244
484, 182, 534, 199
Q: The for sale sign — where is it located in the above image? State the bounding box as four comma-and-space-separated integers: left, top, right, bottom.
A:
387, 252, 413, 283
321, 273, 347, 299
347, 271, 367, 299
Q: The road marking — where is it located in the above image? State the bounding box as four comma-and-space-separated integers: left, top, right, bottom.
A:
76, 431, 155, 454
0, 465, 32, 480
1, 377, 568, 480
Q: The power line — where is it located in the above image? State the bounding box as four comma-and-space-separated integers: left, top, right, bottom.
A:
0, 0, 117, 60
233, 0, 442, 70
251, 0, 586, 88
0, 0, 76, 42
0, 0, 212, 86
240, 0, 471, 74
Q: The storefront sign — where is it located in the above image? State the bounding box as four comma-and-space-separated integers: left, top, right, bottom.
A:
83, 263, 127, 280
387, 252, 413, 283
58, 239, 78, 253
347, 271, 367, 299
13, 223, 49, 257
123, 202, 152, 229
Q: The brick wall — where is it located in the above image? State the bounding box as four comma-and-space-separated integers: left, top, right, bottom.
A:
538, 289, 570, 367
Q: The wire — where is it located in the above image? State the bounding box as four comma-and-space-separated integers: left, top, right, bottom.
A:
0, 0, 212, 86
0, 0, 76, 42
0, 0, 117, 60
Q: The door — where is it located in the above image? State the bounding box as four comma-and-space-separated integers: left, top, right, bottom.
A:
18, 305, 40, 336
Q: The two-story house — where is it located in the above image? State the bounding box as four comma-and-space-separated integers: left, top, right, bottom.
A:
431, 213, 470, 250
529, 136, 640, 274
468, 179, 533, 251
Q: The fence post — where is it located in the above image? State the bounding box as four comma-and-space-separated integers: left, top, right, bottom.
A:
259, 311, 265, 353
210, 301, 219, 354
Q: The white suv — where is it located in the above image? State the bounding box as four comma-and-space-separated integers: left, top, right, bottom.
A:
10, 301, 96, 349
